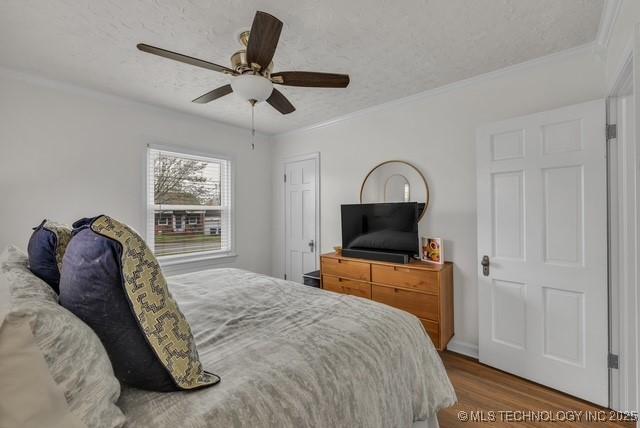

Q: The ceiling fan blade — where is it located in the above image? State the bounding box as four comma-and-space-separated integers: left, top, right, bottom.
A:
246, 11, 283, 71
266, 89, 295, 114
137, 43, 236, 75
192, 85, 233, 104
271, 71, 350, 88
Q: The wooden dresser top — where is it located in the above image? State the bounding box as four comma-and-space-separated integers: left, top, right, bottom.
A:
321, 252, 452, 272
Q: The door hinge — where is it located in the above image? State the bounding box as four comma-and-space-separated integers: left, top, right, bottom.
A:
606, 124, 617, 140
608, 353, 619, 369
284, 274, 287, 280
284, 173, 287, 183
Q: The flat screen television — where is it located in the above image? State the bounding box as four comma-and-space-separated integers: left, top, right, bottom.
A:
341, 202, 421, 258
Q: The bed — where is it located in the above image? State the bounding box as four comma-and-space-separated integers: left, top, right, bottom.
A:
116, 268, 456, 428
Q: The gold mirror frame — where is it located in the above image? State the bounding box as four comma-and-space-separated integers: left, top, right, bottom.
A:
359, 160, 430, 220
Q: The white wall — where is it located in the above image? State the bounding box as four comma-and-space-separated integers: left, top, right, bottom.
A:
272, 48, 606, 353
0, 67, 273, 276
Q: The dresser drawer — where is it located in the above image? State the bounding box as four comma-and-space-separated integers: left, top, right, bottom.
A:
323, 275, 371, 299
419, 318, 441, 349
371, 264, 439, 294
371, 285, 439, 320
321, 257, 370, 281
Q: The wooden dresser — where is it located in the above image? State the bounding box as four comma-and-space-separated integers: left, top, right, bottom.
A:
320, 252, 454, 351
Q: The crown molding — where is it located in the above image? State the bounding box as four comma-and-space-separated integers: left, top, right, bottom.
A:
596, 0, 622, 48
0, 64, 272, 139
276, 41, 598, 138
1, 2, 617, 141
277, 3, 619, 139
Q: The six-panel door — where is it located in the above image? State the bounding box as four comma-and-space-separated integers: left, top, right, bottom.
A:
476, 99, 608, 405
284, 157, 318, 283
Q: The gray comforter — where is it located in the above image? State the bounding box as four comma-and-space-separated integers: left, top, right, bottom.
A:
117, 269, 456, 428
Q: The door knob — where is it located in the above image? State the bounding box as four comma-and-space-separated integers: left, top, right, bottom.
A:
481, 255, 490, 276
308, 240, 315, 252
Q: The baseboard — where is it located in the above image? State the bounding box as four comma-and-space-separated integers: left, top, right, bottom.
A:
446, 339, 479, 359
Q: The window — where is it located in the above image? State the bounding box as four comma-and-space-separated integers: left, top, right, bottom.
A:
147, 147, 233, 258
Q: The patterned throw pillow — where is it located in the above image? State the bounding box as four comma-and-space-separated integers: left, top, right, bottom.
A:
59, 215, 220, 392
27, 219, 72, 293
1, 245, 125, 428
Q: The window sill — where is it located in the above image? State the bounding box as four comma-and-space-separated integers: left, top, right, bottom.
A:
158, 251, 238, 268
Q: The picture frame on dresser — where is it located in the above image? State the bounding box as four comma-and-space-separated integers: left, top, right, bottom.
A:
421, 237, 444, 264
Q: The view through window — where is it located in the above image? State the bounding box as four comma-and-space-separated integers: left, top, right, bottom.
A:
147, 148, 232, 257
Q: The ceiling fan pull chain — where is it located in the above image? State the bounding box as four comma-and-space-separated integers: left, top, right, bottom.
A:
251, 102, 256, 151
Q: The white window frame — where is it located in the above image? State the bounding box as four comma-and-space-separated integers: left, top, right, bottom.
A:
146, 144, 236, 267
188, 216, 199, 225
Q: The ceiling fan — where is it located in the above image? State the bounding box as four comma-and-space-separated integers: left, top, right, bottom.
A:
137, 11, 350, 115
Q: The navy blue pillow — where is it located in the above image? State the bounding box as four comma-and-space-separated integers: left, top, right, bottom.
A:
59, 216, 219, 392
27, 220, 72, 293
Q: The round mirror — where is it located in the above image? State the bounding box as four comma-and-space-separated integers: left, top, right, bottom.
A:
360, 160, 429, 220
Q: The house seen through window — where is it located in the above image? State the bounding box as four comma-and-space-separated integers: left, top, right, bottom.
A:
147, 147, 232, 257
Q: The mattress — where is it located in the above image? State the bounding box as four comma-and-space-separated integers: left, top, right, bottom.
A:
117, 268, 456, 427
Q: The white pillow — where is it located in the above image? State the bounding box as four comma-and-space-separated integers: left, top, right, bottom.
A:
0, 246, 125, 428
0, 311, 86, 428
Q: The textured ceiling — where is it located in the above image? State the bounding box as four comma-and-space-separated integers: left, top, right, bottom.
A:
0, 0, 604, 134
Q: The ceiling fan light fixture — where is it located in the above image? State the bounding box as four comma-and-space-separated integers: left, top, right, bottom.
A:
230, 74, 273, 102
137, 11, 349, 114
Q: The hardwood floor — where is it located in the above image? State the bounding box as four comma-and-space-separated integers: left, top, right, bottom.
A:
438, 351, 636, 427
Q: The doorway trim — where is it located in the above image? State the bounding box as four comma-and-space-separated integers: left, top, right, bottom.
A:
281, 152, 321, 280
606, 39, 637, 414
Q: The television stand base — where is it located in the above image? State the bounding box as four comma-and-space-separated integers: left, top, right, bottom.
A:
341, 248, 409, 264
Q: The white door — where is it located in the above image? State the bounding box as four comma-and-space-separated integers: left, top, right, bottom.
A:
284, 155, 319, 283
476, 99, 607, 406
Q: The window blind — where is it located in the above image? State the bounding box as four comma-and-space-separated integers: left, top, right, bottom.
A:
147, 147, 233, 257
